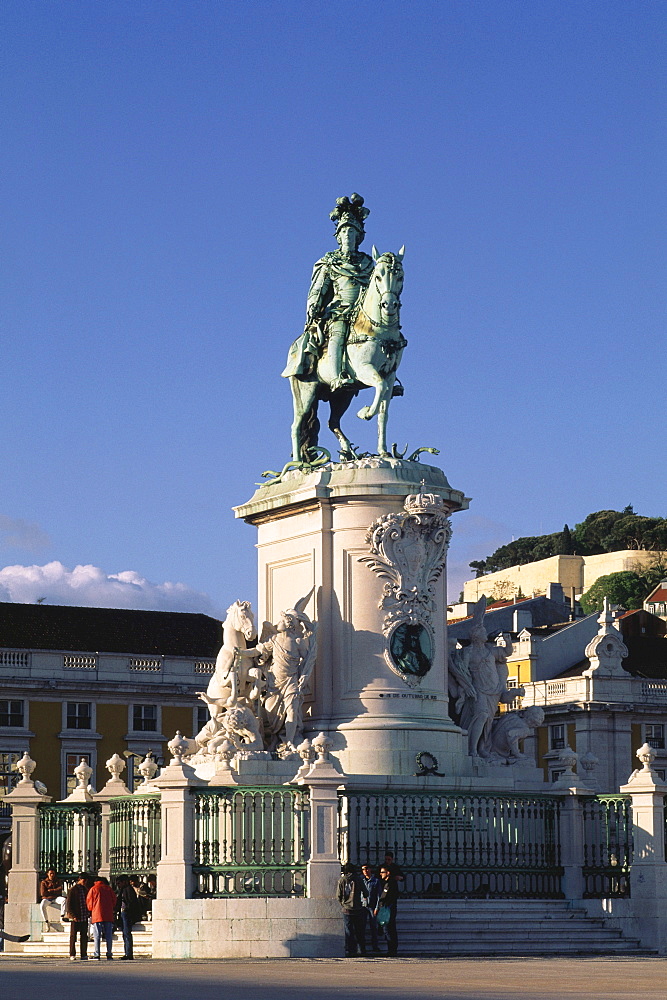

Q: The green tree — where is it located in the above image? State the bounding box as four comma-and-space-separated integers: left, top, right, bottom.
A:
469, 559, 487, 578
579, 571, 650, 614
468, 508, 667, 579
558, 524, 574, 555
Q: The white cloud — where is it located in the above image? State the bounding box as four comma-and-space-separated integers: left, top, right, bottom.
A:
0, 515, 51, 552
0, 561, 217, 615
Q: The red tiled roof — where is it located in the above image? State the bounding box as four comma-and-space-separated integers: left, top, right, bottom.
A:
646, 587, 667, 603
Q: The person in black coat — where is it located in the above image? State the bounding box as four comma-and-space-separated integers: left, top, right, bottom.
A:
375, 864, 399, 956
114, 875, 142, 960
336, 863, 367, 957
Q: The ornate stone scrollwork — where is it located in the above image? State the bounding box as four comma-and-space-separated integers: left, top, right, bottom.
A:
359, 488, 451, 687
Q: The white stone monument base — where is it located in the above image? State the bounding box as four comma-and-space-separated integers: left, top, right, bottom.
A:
151, 897, 341, 959
334, 715, 470, 779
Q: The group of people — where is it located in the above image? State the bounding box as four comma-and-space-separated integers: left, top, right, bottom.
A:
336, 852, 402, 957
39, 868, 156, 961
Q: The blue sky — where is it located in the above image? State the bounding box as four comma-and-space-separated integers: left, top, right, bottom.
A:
1, 1, 665, 615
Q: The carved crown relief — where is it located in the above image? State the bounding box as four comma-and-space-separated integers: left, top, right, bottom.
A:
359, 489, 451, 687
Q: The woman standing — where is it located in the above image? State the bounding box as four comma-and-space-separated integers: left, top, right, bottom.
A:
375, 865, 399, 956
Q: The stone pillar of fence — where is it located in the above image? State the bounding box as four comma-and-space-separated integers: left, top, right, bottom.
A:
620, 743, 667, 953
153, 733, 205, 900
552, 746, 594, 902
300, 733, 343, 899
4, 753, 52, 948
93, 752, 132, 878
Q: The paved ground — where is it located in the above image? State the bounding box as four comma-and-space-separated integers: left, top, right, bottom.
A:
0, 956, 665, 1000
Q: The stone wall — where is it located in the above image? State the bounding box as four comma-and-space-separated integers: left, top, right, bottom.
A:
151, 897, 341, 959
463, 550, 667, 605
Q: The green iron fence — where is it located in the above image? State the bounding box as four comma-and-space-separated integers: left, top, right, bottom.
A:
109, 795, 161, 876
192, 786, 310, 897
582, 794, 632, 898
39, 802, 102, 876
338, 790, 564, 898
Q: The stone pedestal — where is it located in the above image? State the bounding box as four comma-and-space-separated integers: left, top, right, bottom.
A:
235, 458, 471, 779
153, 758, 205, 900
4, 781, 52, 948
620, 756, 667, 953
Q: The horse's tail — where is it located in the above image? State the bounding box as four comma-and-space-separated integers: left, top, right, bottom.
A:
301, 400, 320, 463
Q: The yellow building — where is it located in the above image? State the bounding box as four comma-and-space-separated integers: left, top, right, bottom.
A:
0, 602, 220, 839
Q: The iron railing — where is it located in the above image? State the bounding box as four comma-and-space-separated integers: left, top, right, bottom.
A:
109, 795, 161, 876
582, 794, 632, 898
39, 803, 102, 876
338, 790, 564, 898
192, 786, 309, 897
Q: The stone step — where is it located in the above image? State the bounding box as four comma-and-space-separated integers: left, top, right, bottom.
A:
396, 928, 635, 944
387, 901, 646, 956
18, 927, 153, 958
397, 942, 646, 955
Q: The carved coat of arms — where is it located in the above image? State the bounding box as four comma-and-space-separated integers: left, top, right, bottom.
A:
359, 489, 451, 687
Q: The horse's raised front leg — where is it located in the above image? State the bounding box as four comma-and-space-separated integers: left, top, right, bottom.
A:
353, 362, 385, 421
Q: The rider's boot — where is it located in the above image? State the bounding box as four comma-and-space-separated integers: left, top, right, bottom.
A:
327, 330, 355, 391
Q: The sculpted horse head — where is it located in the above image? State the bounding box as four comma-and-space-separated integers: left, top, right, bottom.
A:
224, 600, 257, 644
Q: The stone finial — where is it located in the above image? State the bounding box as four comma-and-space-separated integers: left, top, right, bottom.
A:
216, 739, 236, 764
106, 753, 126, 780
621, 741, 667, 789
636, 742, 657, 773
312, 732, 334, 762
550, 745, 593, 792
73, 757, 93, 789
168, 731, 189, 763
583, 597, 628, 677
136, 751, 159, 788
578, 751, 599, 775
558, 745, 579, 776
208, 739, 238, 786
288, 738, 317, 784
297, 738, 316, 766
15, 751, 37, 785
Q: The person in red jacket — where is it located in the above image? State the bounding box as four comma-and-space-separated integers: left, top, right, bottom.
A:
85, 876, 116, 960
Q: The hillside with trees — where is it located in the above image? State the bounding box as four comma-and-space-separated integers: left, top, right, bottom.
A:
469, 508, 667, 577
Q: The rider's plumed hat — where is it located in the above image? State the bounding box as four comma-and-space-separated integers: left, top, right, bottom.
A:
330, 193, 370, 236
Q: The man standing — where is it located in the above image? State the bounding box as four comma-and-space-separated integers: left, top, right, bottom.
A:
283, 194, 374, 392
39, 868, 66, 930
336, 863, 367, 957
86, 876, 116, 960
64, 874, 89, 961
114, 875, 142, 960
376, 865, 399, 957
360, 864, 381, 953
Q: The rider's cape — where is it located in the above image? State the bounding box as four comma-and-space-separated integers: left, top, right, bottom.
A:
282, 325, 322, 379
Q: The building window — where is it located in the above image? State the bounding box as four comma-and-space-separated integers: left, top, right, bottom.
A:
66, 702, 92, 730
65, 752, 92, 796
0, 700, 24, 728
549, 724, 566, 750
0, 751, 21, 799
132, 704, 158, 733
645, 724, 665, 750
196, 705, 208, 732
551, 769, 566, 782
